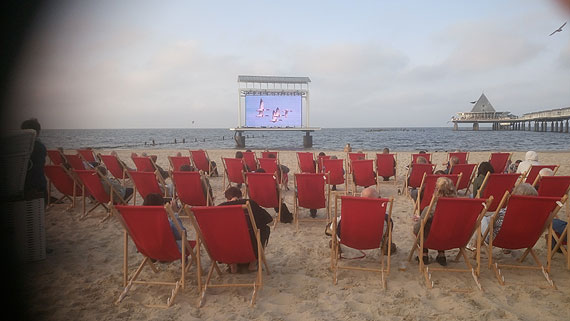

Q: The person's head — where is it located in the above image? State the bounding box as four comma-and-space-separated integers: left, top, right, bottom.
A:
434, 170, 446, 175
111, 150, 118, 157
235, 151, 243, 158
538, 168, 555, 177
477, 161, 494, 176
246, 149, 252, 152
176, 152, 182, 157
435, 177, 457, 197
382, 148, 390, 154
330, 155, 338, 160
525, 151, 538, 162
150, 155, 158, 162
419, 150, 426, 154
449, 156, 459, 166
179, 164, 194, 172
361, 187, 379, 199
416, 156, 428, 164
255, 168, 266, 173
20, 118, 41, 135
318, 152, 326, 156
143, 193, 165, 206
512, 183, 538, 196
95, 165, 108, 176
267, 153, 276, 159
224, 186, 242, 200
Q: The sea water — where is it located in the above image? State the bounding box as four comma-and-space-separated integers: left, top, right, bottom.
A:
41, 127, 570, 152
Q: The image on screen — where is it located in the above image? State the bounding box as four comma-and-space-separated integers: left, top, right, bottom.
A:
245, 95, 302, 127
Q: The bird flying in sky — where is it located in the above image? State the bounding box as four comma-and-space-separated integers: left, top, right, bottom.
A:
549, 21, 567, 36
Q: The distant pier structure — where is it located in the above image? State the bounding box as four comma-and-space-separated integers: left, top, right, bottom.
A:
451, 93, 570, 133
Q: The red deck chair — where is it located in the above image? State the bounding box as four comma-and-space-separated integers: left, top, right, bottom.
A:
74, 169, 131, 220
47, 149, 65, 165
258, 157, 288, 189
245, 172, 281, 227
242, 151, 258, 172
112, 204, 196, 308
487, 193, 566, 288
414, 173, 462, 216
190, 149, 217, 176
322, 158, 347, 193
186, 203, 269, 306
297, 152, 316, 173
168, 155, 192, 172
261, 151, 278, 159
293, 173, 330, 229
131, 155, 157, 172
351, 159, 378, 194
77, 149, 97, 163
98, 153, 128, 183
408, 196, 492, 290
331, 195, 394, 288
489, 152, 512, 173
172, 171, 211, 207
128, 170, 168, 205
375, 153, 397, 185
448, 151, 469, 164
346, 152, 366, 175
405, 163, 436, 196
523, 164, 559, 184
65, 154, 87, 170
412, 153, 432, 164
222, 157, 245, 190
44, 164, 83, 210
451, 163, 478, 196
476, 173, 521, 212
317, 155, 331, 173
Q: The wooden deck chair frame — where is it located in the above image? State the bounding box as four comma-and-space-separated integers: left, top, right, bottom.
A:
245, 172, 282, 228
190, 150, 217, 177
258, 157, 287, 191
485, 192, 566, 288
413, 173, 463, 217
331, 194, 394, 289
488, 152, 512, 173
375, 153, 398, 186
65, 153, 87, 170
550, 218, 569, 270
532, 175, 570, 219
451, 163, 478, 196
222, 157, 245, 193
296, 152, 316, 173
407, 196, 493, 290
45, 164, 82, 211
475, 172, 522, 212
98, 153, 129, 184
185, 202, 270, 307
242, 151, 258, 172
76, 169, 132, 221
346, 152, 366, 177
171, 170, 213, 209
168, 155, 192, 172
111, 203, 197, 308
293, 173, 331, 230
350, 159, 379, 195
404, 163, 436, 197
77, 148, 98, 164
47, 149, 66, 165
322, 158, 348, 196
127, 170, 169, 206
523, 164, 559, 185
131, 155, 160, 173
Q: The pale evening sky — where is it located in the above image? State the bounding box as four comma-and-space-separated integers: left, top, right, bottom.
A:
3, 0, 570, 129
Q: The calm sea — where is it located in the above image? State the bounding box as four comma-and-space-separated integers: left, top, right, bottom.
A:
41, 127, 570, 152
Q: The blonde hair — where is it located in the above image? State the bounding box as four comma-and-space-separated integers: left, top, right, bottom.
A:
512, 183, 537, 196
435, 177, 457, 197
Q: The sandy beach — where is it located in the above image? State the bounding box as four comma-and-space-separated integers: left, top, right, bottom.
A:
21, 149, 570, 320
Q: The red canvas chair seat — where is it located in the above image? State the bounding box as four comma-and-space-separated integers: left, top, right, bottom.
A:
524, 165, 559, 184
448, 152, 468, 164
44, 164, 83, 209
408, 196, 491, 290
99, 154, 127, 181
416, 174, 462, 216
131, 156, 156, 172
321, 158, 346, 191
412, 153, 431, 164
222, 157, 245, 189
65, 154, 86, 170
47, 149, 65, 165
243, 151, 258, 171
489, 152, 511, 173
346, 152, 365, 174
351, 159, 377, 193
74, 169, 130, 220
406, 163, 436, 192
128, 170, 165, 204
294, 173, 329, 228
77, 149, 97, 163
261, 151, 278, 159
375, 153, 397, 181
297, 152, 316, 173
535, 176, 570, 197
317, 155, 331, 173
112, 204, 196, 308
477, 173, 520, 212
190, 150, 213, 174
245, 173, 279, 209
172, 171, 209, 207
451, 163, 477, 195
331, 196, 394, 288
258, 158, 278, 174
187, 203, 269, 306
487, 193, 565, 288
168, 156, 192, 171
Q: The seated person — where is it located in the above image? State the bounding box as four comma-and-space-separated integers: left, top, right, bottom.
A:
218, 186, 273, 273
381, 147, 396, 181
328, 186, 396, 255
95, 165, 134, 201
516, 151, 540, 174
534, 167, 554, 190
141, 152, 170, 179
254, 168, 293, 223
413, 177, 457, 266
409, 156, 428, 201
143, 193, 186, 250
443, 156, 459, 174
267, 153, 289, 190
472, 161, 494, 198
344, 143, 352, 152
507, 159, 522, 173
235, 151, 251, 172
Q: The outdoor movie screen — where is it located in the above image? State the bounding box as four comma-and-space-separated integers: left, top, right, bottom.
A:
244, 95, 302, 127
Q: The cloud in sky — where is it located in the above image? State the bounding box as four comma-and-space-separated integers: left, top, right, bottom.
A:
3, 1, 569, 129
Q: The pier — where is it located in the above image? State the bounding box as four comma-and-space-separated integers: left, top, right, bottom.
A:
451, 93, 570, 133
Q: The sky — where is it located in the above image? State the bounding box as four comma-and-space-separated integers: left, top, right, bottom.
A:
3, 0, 570, 129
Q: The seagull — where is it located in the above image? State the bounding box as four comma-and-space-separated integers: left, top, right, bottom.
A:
470, 101, 477, 104
549, 21, 566, 36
